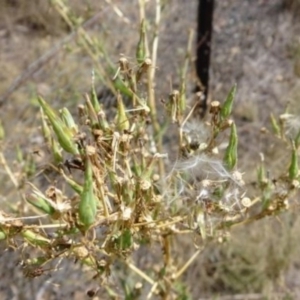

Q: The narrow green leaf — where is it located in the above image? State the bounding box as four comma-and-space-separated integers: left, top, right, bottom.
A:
61, 170, 83, 194
221, 85, 236, 120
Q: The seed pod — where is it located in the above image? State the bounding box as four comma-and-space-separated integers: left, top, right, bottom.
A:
289, 143, 299, 180
78, 157, 97, 228
97, 107, 109, 131
26, 193, 55, 215
22, 230, 50, 247
40, 108, 52, 146
136, 19, 147, 64
136, 58, 151, 82
270, 113, 280, 136
112, 74, 134, 97
0, 229, 6, 240
0, 119, 5, 141
85, 94, 99, 129
166, 90, 180, 123
60, 107, 78, 134
90, 70, 101, 113
224, 123, 238, 170
262, 183, 272, 210
116, 93, 130, 131
38, 97, 79, 155
86, 93, 109, 131
179, 81, 186, 113
257, 162, 267, 187
50, 137, 63, 164
221, 85, 236, 120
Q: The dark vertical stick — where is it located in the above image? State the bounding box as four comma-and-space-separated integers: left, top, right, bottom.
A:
195, 0, 214, 117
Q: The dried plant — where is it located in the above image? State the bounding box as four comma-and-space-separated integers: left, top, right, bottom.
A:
0, 1, 299, 299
